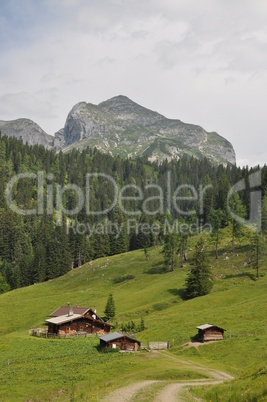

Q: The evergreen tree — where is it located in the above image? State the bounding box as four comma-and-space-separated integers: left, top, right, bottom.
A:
249, 232, 264, 279
200, 174, 214, 223
162, 231, 177, 271
185, 238, 213, 299
109, 206, 128, 255
144, 247, 149, 260
228, 193, 246, 253
0, 272, 10, 294
209, 208, 223, 259
261, 194, 267, 239
216, 174, 231, 226
104, 294, 116, 320
177, 232, 188, 268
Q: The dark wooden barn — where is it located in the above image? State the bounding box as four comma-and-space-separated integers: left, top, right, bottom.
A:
196, 324, 225, 342
46, 306, 111, 336
99, 332, 141, 351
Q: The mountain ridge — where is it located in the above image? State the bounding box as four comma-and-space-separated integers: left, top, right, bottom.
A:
0, 96, 236, 164
0, 118, 54, 149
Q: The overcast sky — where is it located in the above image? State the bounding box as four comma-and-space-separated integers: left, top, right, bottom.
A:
0, 0, 266, 167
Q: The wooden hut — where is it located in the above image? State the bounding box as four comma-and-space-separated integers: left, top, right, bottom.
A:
99, 332, 141, 351
196, 324, 225, 342
46, 306, 111, 336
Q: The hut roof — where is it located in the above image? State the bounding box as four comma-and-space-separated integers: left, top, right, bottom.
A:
50, 306, 90, 317
99, 332, 141, 345
50, 306, 103, 321
197, 324, 226, 331
46, 314, 82, 325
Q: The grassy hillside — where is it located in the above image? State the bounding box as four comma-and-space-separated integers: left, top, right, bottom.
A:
0, 229, 266, 401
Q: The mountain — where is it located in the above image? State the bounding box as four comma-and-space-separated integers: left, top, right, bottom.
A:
57, 95, 236, 164
0, 118, 54, 149
0, 96, 236, 164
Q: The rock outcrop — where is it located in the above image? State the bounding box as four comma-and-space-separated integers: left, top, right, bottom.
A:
60, 96, 236, 164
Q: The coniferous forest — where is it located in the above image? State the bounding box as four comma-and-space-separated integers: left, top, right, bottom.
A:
0, 133, 266, 292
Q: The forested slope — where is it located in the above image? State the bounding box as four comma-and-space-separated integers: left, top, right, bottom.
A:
0, 133, 266, 291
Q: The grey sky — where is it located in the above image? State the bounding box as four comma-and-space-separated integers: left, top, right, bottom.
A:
0, 0, 266, 167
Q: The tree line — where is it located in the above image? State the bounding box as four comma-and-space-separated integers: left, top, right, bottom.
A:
0, 133, 266, 292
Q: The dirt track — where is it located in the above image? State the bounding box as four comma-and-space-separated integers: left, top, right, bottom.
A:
105, 351, 234, 402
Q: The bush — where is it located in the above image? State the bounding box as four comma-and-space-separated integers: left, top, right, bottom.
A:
113, 274, 135, 284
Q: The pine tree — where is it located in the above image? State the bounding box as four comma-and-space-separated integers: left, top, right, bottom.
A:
262, 194, 267, 239
249, 232, 263, 279
162, 231, 177, 271
228, 193, 246, 253
144, 247, 149, 260
0, 272, 10, 294
216, 174, 231, 226
200, 174, 214, 223
177, 232, 188, 268
209, 208, 223, 259
185, 238, 213, 299
104, 294, 116, 320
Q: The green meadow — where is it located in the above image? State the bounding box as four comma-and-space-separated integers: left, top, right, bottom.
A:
0, 229, 266, 401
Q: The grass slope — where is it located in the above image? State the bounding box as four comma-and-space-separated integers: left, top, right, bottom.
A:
0, 229, 266, 401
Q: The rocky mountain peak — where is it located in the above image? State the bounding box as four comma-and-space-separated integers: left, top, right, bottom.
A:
99, 95, 165, 127
0, 96, 236, 165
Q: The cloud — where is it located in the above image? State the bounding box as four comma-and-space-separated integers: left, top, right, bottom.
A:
0, 91, 57, 122
0, 0, 266, 166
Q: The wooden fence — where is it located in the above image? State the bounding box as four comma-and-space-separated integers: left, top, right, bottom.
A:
29, 328, 97, 338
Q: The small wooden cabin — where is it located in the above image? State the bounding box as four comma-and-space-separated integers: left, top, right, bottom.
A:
196, 324, 225, 342
46, 306, 111, 336
99, 332, 141, 351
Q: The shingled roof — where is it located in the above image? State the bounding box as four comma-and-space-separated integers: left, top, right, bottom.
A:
196, 324, 226, 331
50, 306, 90, 317
46, 314, 82, 325
99, 332, 141, 345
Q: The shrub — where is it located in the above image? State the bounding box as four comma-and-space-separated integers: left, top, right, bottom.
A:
113, 274, 135, 284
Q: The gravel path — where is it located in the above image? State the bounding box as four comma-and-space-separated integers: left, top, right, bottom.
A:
104, 351, 234, 401
154, 379, 224, 402
104, 380, 157, 402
